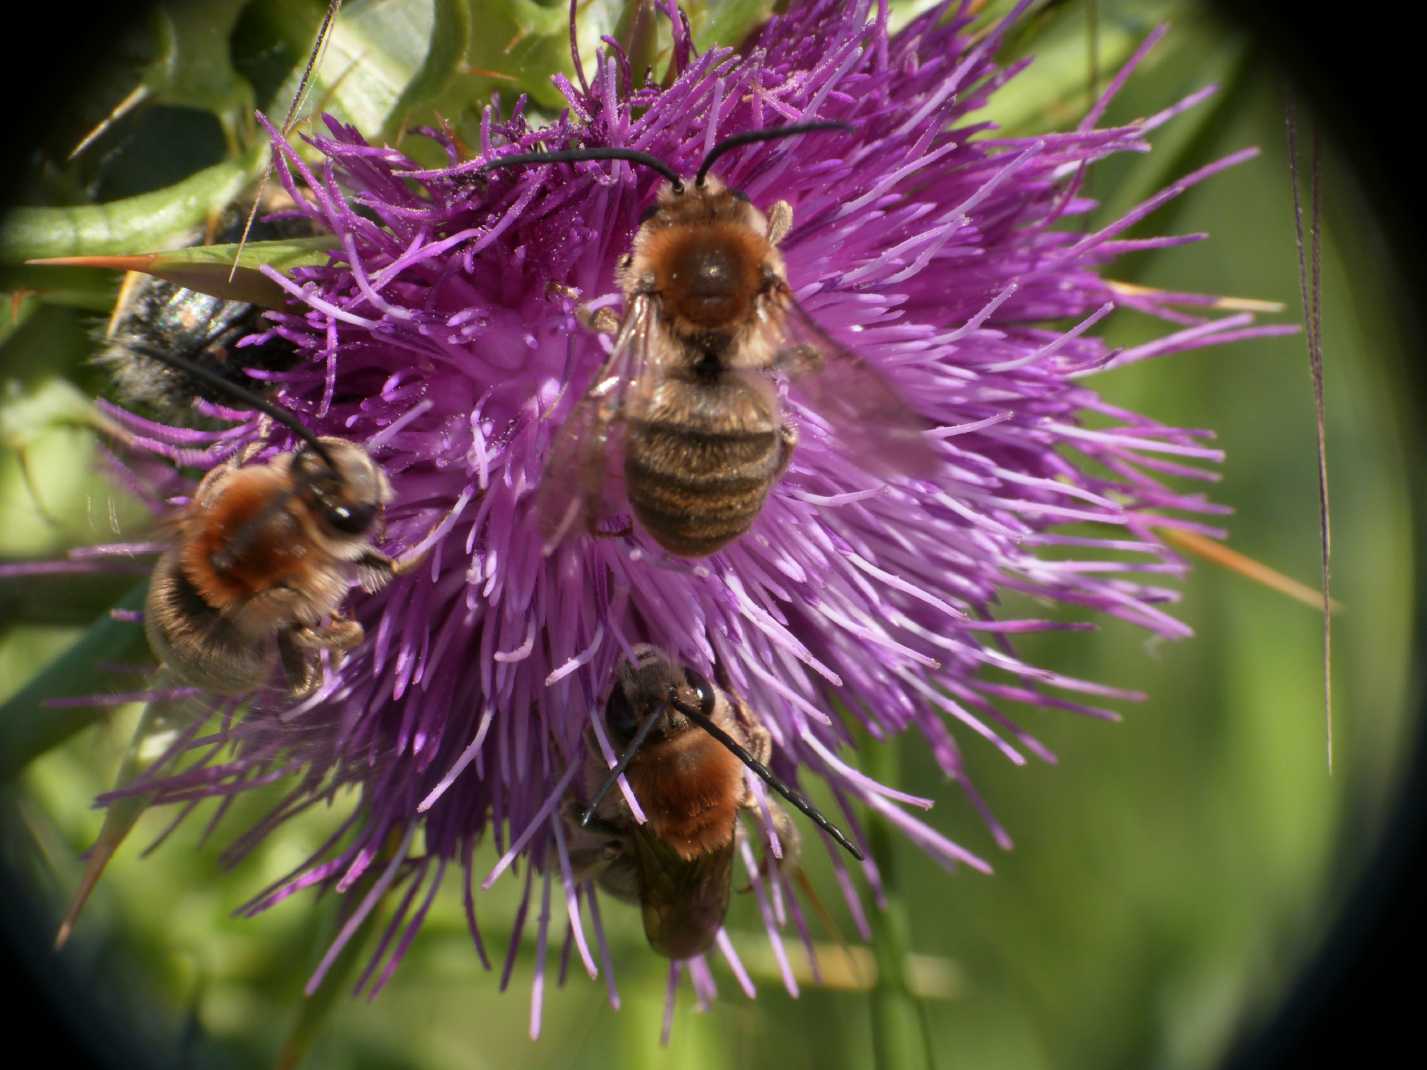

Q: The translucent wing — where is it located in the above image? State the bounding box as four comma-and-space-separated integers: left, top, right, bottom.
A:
535, 296, 657, 549
762, 281, 940, 478
632, 827, 734, 960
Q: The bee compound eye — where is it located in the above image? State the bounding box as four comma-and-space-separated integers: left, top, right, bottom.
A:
325, 502, 377, 536
684, 668, 716, 717
606, 684, 639, 742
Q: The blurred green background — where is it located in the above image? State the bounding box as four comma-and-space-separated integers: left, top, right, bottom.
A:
0, 1, 1417, 1067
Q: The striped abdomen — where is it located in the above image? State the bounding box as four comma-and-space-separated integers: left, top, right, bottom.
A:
624, 376, 786, 556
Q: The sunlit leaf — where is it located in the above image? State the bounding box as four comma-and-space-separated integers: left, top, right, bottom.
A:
55, 687, 200, 948
145, 0, 259, 149
984, 0, 1180, 134
686, 0, 775, 52
29, 236, 340, 310
0, 585, 150, 781
0, 145, 267, 263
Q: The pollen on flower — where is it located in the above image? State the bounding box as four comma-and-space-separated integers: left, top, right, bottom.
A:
77, 0, 1295, 1035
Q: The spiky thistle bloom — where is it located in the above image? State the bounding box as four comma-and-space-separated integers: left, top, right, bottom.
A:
85, 0, 1288, 1030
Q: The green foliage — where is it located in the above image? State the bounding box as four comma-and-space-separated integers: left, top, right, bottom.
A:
0, 146, 266, 262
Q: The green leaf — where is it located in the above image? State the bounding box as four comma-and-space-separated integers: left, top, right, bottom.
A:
387, 0, 474, 139
261, 0, 471, 143
687, 0, 775, 54
0, 375, 118, 443
0, 266, 119, 313
0, 305, 152, 552
146, 0, 259, 150
0, 144, 267, 263
55, 685, 202, 949
0, 584, 151, 782
64, 0, 257, 163
0, 572, 138, 628
29, 236, 341, 310
981, 0, 1180, 136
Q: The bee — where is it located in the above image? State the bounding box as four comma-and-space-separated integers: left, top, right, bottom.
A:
96, 204, 311, 423
480, 125, 938, 557
135, 348, 406, 698
563, 646, 862, 960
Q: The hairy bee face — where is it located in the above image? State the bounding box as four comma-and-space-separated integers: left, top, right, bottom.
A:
634, 175, 777, 336
605, 650, 720, 745
146, 436, 399, 697
292, 437, 394, 552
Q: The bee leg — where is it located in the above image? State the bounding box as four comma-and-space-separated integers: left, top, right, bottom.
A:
760, 803, 801, 873
590, 516, 634, 539
560, 799, 627, 880
279, 617, 365, 696
235, 436, 267, 466
356, 549, 398, 591
727, 696, 801, 869
290, 617, 366, 653
376, 492, 474, 583
277, 631, 322, 698
577, 306, 622, 336
766, 200, 794, 247
729, 695, 774, 772
774, 422, 798, 480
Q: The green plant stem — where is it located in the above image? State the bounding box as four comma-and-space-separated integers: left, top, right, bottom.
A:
867, 736, 937, 1070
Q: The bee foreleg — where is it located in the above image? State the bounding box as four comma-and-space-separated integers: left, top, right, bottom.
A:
590, 516, 634, 539
560, 799, 627, 881
766, 201, 794, 247
277, 631, 322, 698
758, 804, 801, 875
289, 616, 365, 652
577, 305, 622, 336
356, 550, 398, 590
235, 437, 268, 466
278, 617, 364, 696
775, 422, 798, 479
729, 696, 774, 771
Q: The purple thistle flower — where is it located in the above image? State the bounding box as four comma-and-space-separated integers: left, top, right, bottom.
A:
85, 0, 1293, 1033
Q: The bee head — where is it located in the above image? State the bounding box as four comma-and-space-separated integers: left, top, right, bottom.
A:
585, 649, 866, 861
606, 654, 717, 745
292, 437, 394, 543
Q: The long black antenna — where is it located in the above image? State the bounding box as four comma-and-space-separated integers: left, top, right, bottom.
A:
671, 695, 864, 862
695, 121, 851, 187
1286, 97, 1333, 772
126, 343, 336, 470
580, 707, 665, 825
482, 147, 685, 191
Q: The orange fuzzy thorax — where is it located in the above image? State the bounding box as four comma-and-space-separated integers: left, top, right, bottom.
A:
628, 729, 743, 862
178, 468, 313, 611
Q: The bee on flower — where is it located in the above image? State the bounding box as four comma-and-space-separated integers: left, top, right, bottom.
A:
44, 0, 1292, 1037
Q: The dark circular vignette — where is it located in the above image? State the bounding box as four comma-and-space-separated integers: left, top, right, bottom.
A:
3, 13, 182, 1070
1207, 2, 1427, 1067
1, 4, 1422, 1069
